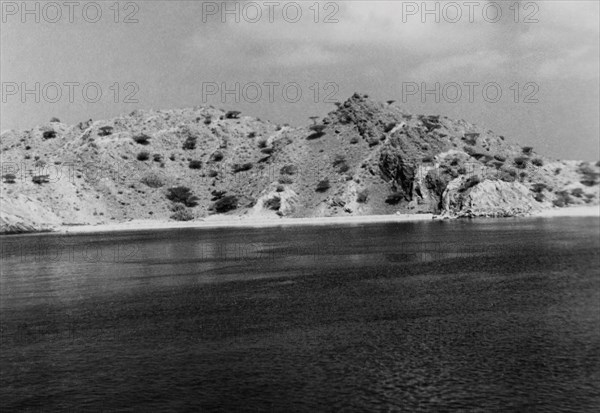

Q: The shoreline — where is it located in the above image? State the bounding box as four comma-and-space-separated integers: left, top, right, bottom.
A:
2, 206, 597, 236
58, 205, 598, 235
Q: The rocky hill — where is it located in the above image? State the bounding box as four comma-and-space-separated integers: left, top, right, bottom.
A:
1, 93, 599, 233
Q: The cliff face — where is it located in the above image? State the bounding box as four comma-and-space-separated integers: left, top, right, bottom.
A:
1, 93, 598, 233
441, 178, 541, 218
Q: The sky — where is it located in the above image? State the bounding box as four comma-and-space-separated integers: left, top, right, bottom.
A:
1, 0, 599, 160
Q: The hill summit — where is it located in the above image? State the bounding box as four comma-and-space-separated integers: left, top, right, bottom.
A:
1, 93, 599, 233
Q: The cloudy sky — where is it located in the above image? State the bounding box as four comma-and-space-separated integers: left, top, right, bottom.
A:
1, 0, 598, 160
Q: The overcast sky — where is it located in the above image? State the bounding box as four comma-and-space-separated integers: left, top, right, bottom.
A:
1, 1, 598, 160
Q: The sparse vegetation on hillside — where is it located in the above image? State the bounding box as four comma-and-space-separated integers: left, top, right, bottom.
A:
166, 186, 198, 207
211, 151, 224, 162
2, 174, 16, 184
98, 126, 113, 136
225, 111, 241, 119
316, 179, 330, 192
43, 130, 56, 140
532, 158, 544, 167
385, 191, 404, 205
133, 134, 151, 145
32, 175, 50, 184
333, 155, 349, 173
189, 160, 202, 170
553, 190, 572, 207
514, 157, 528, 169
141, 174, 164, 188
280, 165, 298, 175
170, 204, 194, 221
232, 163, 252, 173
522, 146, 533, 155
213, 195, 238, 213
264, 197, 281, 211
356, 189, 369, 203
182, 135, 197, 150
137, 151, 150, 161
307, 124, 327, 140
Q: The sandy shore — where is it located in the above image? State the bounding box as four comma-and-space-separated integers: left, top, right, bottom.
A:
59, 213, 435, 234
531, 205, 599, 218
56, 206, 599, 235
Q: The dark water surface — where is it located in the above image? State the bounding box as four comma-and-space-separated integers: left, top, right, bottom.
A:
1, 217, 599, 411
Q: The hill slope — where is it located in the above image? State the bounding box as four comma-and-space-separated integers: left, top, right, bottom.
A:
1, 94, 598, 233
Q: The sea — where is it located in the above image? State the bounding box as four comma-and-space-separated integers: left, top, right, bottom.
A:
1, 217, 599, 411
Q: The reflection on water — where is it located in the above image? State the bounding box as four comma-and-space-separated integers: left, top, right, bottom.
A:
1, 217, 599, 411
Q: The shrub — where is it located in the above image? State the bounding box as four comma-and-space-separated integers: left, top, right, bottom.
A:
170, 208, 194, 221
50, 117, 60, 123
280, 165, 298, 175
169, 154, 176, 161
356, 189, 369, 203
333, 155, 349, 173
225, 110, 241, 119
153, 154, 163, 162
2, 173, 16, 184
189, 160, 202, 169
571, 188, 584, 198
385, 192, 404, 205
532, 158, 543, 167
494, 154, 506, 162
578, 163, 599, 186
278, 176, 293, 185
383, 123, 397, 133
208, 170, 218, 178
133, 134, 151, 145
248, 132, 257, 139
531, 183, 547, 193
43, 130, 56, 139
522, 146, 533, 155
258, 140, 267, 148
32, 175, 50, 184
307, 124, 327, 140
211, 151, 224, 162
261, 147, 274, 155
316, 179, 330, 192
141, 174, 164, 188
182, 135, 197, 150
534, 193, 545, 202
98, 126, 113, 136
276, 185, 285, 192
422, 156, 434, 163
232, 163, 253, 173
553, 191, 572, 207
461, 176, 480, 191
264, 197, 281, 211
350, 137, 359, 144
213, 195, 238, 213
137, 151, 150, 161
166, 186, 199, 207
514, 157, 528, 169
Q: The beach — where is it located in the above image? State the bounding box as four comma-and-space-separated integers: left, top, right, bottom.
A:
55, 205, 599, 235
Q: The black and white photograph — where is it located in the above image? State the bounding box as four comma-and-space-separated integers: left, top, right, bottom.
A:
1, 0, 599, 411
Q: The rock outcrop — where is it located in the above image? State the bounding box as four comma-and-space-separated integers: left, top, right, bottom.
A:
441, 177, 542, 218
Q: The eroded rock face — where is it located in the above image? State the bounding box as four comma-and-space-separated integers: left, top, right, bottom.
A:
0, 194, 61, 233
442, 177, 542, 218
